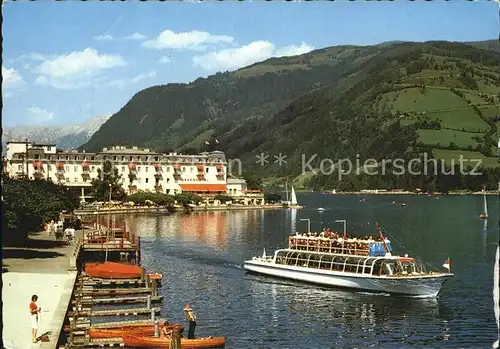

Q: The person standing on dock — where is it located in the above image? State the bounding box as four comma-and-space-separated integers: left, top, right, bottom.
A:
184, 304, 197, 339
29, 295, 41, 343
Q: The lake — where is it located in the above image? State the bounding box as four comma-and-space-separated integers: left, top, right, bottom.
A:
123, 193, 499, 348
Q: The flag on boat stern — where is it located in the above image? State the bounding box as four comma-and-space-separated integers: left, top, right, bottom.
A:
205, 141, 210, 145
442, 259, 451, 270
215, 139, 219, 144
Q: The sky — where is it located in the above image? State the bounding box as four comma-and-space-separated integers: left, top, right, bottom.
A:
2, 1, 498, 128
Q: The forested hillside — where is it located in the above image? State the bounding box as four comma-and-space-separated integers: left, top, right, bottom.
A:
82, 40, 500, 192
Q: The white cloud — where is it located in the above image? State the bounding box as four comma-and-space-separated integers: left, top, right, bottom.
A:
34, 48, 126, 90
159, 56, 171, 64
125, 33, 147, 40
142, 29, 233, 51
107, 71, 157, 89
94, 34, 114, 41
192, 41, 314, 71
2, 66, 24, 89
26, 106, 54, 121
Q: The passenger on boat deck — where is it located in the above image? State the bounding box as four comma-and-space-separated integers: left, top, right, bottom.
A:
160, 320, 173, 339
184, 304, 197, 339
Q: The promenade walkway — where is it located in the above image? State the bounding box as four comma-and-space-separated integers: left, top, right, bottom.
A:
2, 231, 80, 349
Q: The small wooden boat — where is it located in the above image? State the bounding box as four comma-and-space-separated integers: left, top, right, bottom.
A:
147, 273, 163, 281
84, 261, 143, 279
123, 334, 226, 348
89, 324, 183, 339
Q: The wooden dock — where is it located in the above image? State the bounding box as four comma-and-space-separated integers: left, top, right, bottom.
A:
64, 318, 165, 332
80, 287, 154, 296
71, 294, 163, 305
68, 306, 161, 317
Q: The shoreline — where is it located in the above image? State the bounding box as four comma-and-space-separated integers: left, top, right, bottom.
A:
74, 204, 284, 216
319, 191, 499, 195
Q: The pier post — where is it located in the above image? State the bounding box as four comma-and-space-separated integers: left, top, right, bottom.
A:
147, 295, 151, 309
170, 328, 181, 349
150, 308, 155, 321
154, 319, 159, 337
152, 279, 157, 297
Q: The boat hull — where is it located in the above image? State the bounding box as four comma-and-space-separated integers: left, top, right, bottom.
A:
122, 334, 226, 348
244, 260, 452, 297
84, 262, 143, 279
89, 324, 183, 339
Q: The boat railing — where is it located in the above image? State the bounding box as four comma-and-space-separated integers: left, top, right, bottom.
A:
252, 256, 274, 263
289, 236, 370, 256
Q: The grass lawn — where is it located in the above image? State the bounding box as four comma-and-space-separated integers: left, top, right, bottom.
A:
417, 129, 482, 148
479, 105, 500, 120
432, 149, 500, 168
392, 88, 469, 113
425, 108, 490, 132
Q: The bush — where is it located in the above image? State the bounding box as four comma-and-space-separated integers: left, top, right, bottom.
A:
127, 192, 174, 207
213, 194, 233, 202
264, 192, 282, 203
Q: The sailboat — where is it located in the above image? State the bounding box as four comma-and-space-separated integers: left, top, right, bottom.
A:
281, 181, 303, 209
480, 186, 488, 219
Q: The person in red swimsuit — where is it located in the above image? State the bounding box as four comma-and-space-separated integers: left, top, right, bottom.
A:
29, 295, 40, 343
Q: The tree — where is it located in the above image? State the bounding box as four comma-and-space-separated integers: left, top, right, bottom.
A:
2, 175, 79, 245
243, 173, 263, 190
264, 192, 282, 203
91, 160, 126, 201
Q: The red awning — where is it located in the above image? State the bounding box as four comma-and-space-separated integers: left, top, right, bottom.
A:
81, 162, 90, 167
179, 184, 227, 193
56, 163, 64, 168
128, 163, 136, 169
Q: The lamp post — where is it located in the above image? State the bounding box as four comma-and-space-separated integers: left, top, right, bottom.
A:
300, 219, 311, 234
105, 183, 111, 261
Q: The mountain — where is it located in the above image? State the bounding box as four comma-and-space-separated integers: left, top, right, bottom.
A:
81, 40, 500, 192
3, 116, 110, 152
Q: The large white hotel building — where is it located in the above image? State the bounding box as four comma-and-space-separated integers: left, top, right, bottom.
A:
3, 141, 264, 203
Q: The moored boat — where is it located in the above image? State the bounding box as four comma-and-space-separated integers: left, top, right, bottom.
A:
89, 324, 183, 339
244, 221, 453, 297
84, 261, 143, 279
122, 334, 226, 348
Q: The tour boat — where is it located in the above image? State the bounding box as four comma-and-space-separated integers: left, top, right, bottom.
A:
84, 261, 143, 279
89, 324, 183, 339
122, 334, 226, 348
244, 222, 453, 297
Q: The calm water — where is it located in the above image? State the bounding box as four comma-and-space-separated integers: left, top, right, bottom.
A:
118, 194, 498, 348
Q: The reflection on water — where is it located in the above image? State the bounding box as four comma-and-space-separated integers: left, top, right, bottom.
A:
123, 194, 497, 348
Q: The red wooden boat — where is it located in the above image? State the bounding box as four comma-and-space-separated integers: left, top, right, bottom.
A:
89, 324, 183, 339
123, 334, 226, 348
84, 261, 143, 279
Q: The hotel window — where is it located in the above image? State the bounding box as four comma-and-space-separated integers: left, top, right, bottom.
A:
65, 166, 70, 172
145, 167, 148, 172
57, 156, 60, 160
129, 156, 133, 161
91, 166, 95, 172
138, 166, 141, 172
76, 156, 79, 160
91, 156, 95, 160
206, 167, 209, 173
114, 156, 117, 160
166, 167, 170, 172
34, 154, 39, 160
74, 166, 77, 172
145, 178, 149, 183
182, 167, 186, 172
190, 167, 194, 173
137, 178, 142, 184
47, 146, 52, 151
66, 177, 70, 182
122, 166, 125, 172
166, 189, 170, 194
74, 177, 78, 182
166, 178, 170, 183
154, 157, 159, 161
66, 156, 69, 160
18, 165, 22, 171
121, 178, 125, 183
145, 156, 149, 161
122, 156, 125, 161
